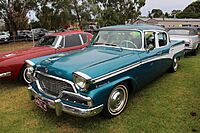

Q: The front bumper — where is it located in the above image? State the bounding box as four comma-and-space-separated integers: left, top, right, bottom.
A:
28, 86, 103, 118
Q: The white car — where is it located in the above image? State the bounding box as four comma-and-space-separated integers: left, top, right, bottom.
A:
0, 32, 9, 43
167, 27, 200, 55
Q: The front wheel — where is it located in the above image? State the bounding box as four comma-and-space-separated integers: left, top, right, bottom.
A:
19, 66, 32, 84
103, 83, 129, 118
169, 57, 179, 72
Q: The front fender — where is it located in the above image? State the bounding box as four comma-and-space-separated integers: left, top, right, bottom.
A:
83, 76, 138, 107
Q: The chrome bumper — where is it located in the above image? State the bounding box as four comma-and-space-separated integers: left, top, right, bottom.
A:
28, 86, 103, 118
0, 72, 11, 78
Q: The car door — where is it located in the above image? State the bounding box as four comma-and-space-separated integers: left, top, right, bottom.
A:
56, 34, 87, 53
136, 31, 162, 88
156, 32, 172, 73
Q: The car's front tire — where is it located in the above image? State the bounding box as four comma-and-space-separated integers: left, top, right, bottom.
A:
19, 66, 31, 84
103, 83, 129, 118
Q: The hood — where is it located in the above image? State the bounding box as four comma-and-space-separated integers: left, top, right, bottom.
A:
0, 46, 54, 62
36, 46, 141, 81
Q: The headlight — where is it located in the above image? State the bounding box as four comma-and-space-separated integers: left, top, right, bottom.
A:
73, 72, 91, 91
25, 60, 36, 83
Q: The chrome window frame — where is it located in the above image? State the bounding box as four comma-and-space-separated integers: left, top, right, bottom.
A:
93, 29, 145, 51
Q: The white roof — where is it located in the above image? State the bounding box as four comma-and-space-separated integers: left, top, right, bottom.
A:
137, 17, 200, 22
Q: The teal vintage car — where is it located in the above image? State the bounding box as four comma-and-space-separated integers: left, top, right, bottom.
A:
26, 24, 185, 118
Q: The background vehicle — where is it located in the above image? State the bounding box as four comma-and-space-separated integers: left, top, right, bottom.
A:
32, 28, 48, 39
27, 25, 185, 118
0, 32, 10, 43
0, 31, 93, 84
167, 27, 200, 55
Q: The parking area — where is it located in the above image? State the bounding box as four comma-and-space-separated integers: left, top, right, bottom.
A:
0, 43, 199, 133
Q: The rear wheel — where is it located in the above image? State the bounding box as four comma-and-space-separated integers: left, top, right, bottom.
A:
103, 82, 129, 118
169, 57, 179, 72
192, 45, 199, 56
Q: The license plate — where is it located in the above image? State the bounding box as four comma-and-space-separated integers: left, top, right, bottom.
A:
35, 96, 47, 111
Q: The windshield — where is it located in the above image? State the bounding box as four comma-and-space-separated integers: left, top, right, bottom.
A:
36, 36, 59, 47
168, 29, 190, 35
93, 30, 142, 49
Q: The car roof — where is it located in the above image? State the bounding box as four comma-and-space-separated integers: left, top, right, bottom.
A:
48, 30, 87, 36
166, 27, 198, 31
100, 24, 165, 31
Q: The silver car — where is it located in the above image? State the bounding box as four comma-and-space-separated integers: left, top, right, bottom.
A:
167, 27, 200, 55
0, 32, 9, 43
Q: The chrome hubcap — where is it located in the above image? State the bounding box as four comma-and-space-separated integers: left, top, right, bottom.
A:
173, 58, 178, 71
108, 85, 128, 115
23, 67, 31, 84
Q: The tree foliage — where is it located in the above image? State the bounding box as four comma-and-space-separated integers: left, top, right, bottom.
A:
0, 0, 146, 33
0, 0, 37, 36
150, 9, 164, 18
177, 0, 200, 18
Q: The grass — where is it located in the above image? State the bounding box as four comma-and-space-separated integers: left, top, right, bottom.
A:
0, 41, 33, 52
0, 43, 200, 133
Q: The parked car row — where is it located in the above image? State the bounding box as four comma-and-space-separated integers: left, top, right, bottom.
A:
0, 32, 10, 44
0, 28, 48, 44
0, 24, 199, 118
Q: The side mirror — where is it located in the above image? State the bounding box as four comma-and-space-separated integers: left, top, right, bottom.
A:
147, 44, 155, 52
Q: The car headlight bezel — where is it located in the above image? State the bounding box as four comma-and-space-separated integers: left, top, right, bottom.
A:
73, 72, 91, 92
25, 60, 36, 83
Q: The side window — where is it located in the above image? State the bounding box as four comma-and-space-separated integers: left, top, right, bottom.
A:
81, 34, 88, 44
64, 34, 82, 47
158, 32, 168, 47
144, 32, 156, 49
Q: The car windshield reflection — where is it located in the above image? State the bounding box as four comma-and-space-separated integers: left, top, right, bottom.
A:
93, 30, 142, 49
36, 36, 59, 47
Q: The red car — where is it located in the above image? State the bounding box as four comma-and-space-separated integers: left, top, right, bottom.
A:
0, 30, 93, 83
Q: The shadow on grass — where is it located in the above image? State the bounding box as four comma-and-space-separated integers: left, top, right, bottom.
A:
0, 80, 26, 90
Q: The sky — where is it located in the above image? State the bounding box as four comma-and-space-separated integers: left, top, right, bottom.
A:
141, 0, 196, 16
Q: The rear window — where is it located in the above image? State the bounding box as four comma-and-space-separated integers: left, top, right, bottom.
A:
81, 34, 88, 43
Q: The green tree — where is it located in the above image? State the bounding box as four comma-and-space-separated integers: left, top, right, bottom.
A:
150, 9, 164, 18
177, 0, 200, 18
170, 10, 181, 18
0, 0, 37, 37
96, 0, 146, 26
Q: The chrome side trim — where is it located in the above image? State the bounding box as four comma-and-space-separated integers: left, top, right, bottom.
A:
91, 55, 173, 84
73, 71, 92, 80
35, 71, 77, 93
0, 72, 11, 78
25, 60, 35, 66
91, 62, 141, 83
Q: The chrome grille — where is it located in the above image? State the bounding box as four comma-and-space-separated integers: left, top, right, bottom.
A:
36, 72, 74, 96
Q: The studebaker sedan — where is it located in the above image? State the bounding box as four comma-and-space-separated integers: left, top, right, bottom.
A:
27, 24, 185, 118
167, 27, 200, 55
0, 31, 93, 84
